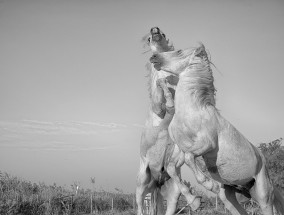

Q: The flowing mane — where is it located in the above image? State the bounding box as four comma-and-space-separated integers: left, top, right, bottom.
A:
177, 45, 216, 107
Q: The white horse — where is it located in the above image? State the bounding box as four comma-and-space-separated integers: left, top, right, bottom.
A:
136, 27, 201, 215
150, 43, 284, 215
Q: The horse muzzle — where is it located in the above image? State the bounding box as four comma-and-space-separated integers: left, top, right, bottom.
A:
152, 34, 162, 42
150, 27, 162, 42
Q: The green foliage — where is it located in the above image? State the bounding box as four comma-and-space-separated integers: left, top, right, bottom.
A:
259, 138, 284, 191
0, 172, 134, 215
94, 198, 111, 212
113, 196, 132, 211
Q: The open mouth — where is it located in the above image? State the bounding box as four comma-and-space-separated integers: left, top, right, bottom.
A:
149, 56, 161, 70
151, 33, 162, 42
149, 56, 159, 64
152, 62, 161, 71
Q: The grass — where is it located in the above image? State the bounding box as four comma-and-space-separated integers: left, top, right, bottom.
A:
0, 170, 270, 215
0, 171, 134, 215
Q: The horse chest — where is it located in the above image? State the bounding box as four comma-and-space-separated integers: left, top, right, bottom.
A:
169, 110, 217, 155
169, 116, 196, 150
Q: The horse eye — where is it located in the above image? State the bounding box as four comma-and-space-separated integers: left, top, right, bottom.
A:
162, 33, 166, 38
148, 37, 151, 42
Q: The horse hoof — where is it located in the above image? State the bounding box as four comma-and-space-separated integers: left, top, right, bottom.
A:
190, 196, 201, 211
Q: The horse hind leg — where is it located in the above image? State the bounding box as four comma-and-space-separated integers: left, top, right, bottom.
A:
250, 166, 274, 215
136, 159, 151, 215
219, 185, 249, 215
160, 178, 181, 215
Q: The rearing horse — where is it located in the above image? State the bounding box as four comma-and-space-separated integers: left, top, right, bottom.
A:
136, 27, 201, 215
150, 44, 284, 215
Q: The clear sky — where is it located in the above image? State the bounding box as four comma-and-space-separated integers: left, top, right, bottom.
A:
0, 0, 284, 193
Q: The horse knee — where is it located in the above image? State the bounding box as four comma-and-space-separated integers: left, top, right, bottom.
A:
195, 173, 206, 183
166, 165, 177, 177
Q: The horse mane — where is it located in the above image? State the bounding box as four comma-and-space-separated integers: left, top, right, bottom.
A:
179, 44, 216, 107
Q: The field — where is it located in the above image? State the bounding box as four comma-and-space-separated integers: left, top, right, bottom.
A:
0, 171, 136, 215
0, 171, 258, 215
1, 139, 283, 215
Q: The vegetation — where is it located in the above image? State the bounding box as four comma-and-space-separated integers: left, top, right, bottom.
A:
259, 138, 284, 192
0, 173, 134, 215
0, 138, 283, 214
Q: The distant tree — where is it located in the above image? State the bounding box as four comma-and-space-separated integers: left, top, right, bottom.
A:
259, 138, 284, 192
91, 177, 96, 191
115, 187, 124, 194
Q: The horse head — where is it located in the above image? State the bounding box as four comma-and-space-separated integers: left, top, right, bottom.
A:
142, 27, 174, 54
150, 44, 208, 75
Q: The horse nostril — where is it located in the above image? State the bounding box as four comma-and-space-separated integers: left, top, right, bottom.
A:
150, 27, 160, 34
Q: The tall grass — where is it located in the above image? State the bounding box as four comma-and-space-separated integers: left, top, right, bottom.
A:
0, 169, 274, 215
0, 171, 134, 215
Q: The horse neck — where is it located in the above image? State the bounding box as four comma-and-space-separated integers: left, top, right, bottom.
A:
147, 44, 175, 113
175, 63, 216, 110
149, 67, 165, 103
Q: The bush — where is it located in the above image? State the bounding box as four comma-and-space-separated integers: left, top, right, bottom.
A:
114, 196, 132, 211
94, 198, 111, 212
259, 138, 284, 192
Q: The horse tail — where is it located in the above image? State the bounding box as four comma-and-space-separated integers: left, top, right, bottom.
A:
149, 187, 164, 215
273, 189, 284, 214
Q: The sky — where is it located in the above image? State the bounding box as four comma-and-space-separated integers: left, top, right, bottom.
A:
0, 0, 284, 194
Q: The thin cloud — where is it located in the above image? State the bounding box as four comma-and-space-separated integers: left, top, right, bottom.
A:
1, 138, 118, 151
0, 120, 131, 136
0, 120, 141, 151
132, 123, 144, 128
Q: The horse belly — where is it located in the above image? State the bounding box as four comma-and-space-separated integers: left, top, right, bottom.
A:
206, 154, 257, 185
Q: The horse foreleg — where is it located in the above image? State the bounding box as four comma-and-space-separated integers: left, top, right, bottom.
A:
219, 185, 248, 215
160, 178, 181, 215
184, 152, 219, 194
166, 146, 201, 212
136, 158, 151, 215
156, 78, 174, 115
